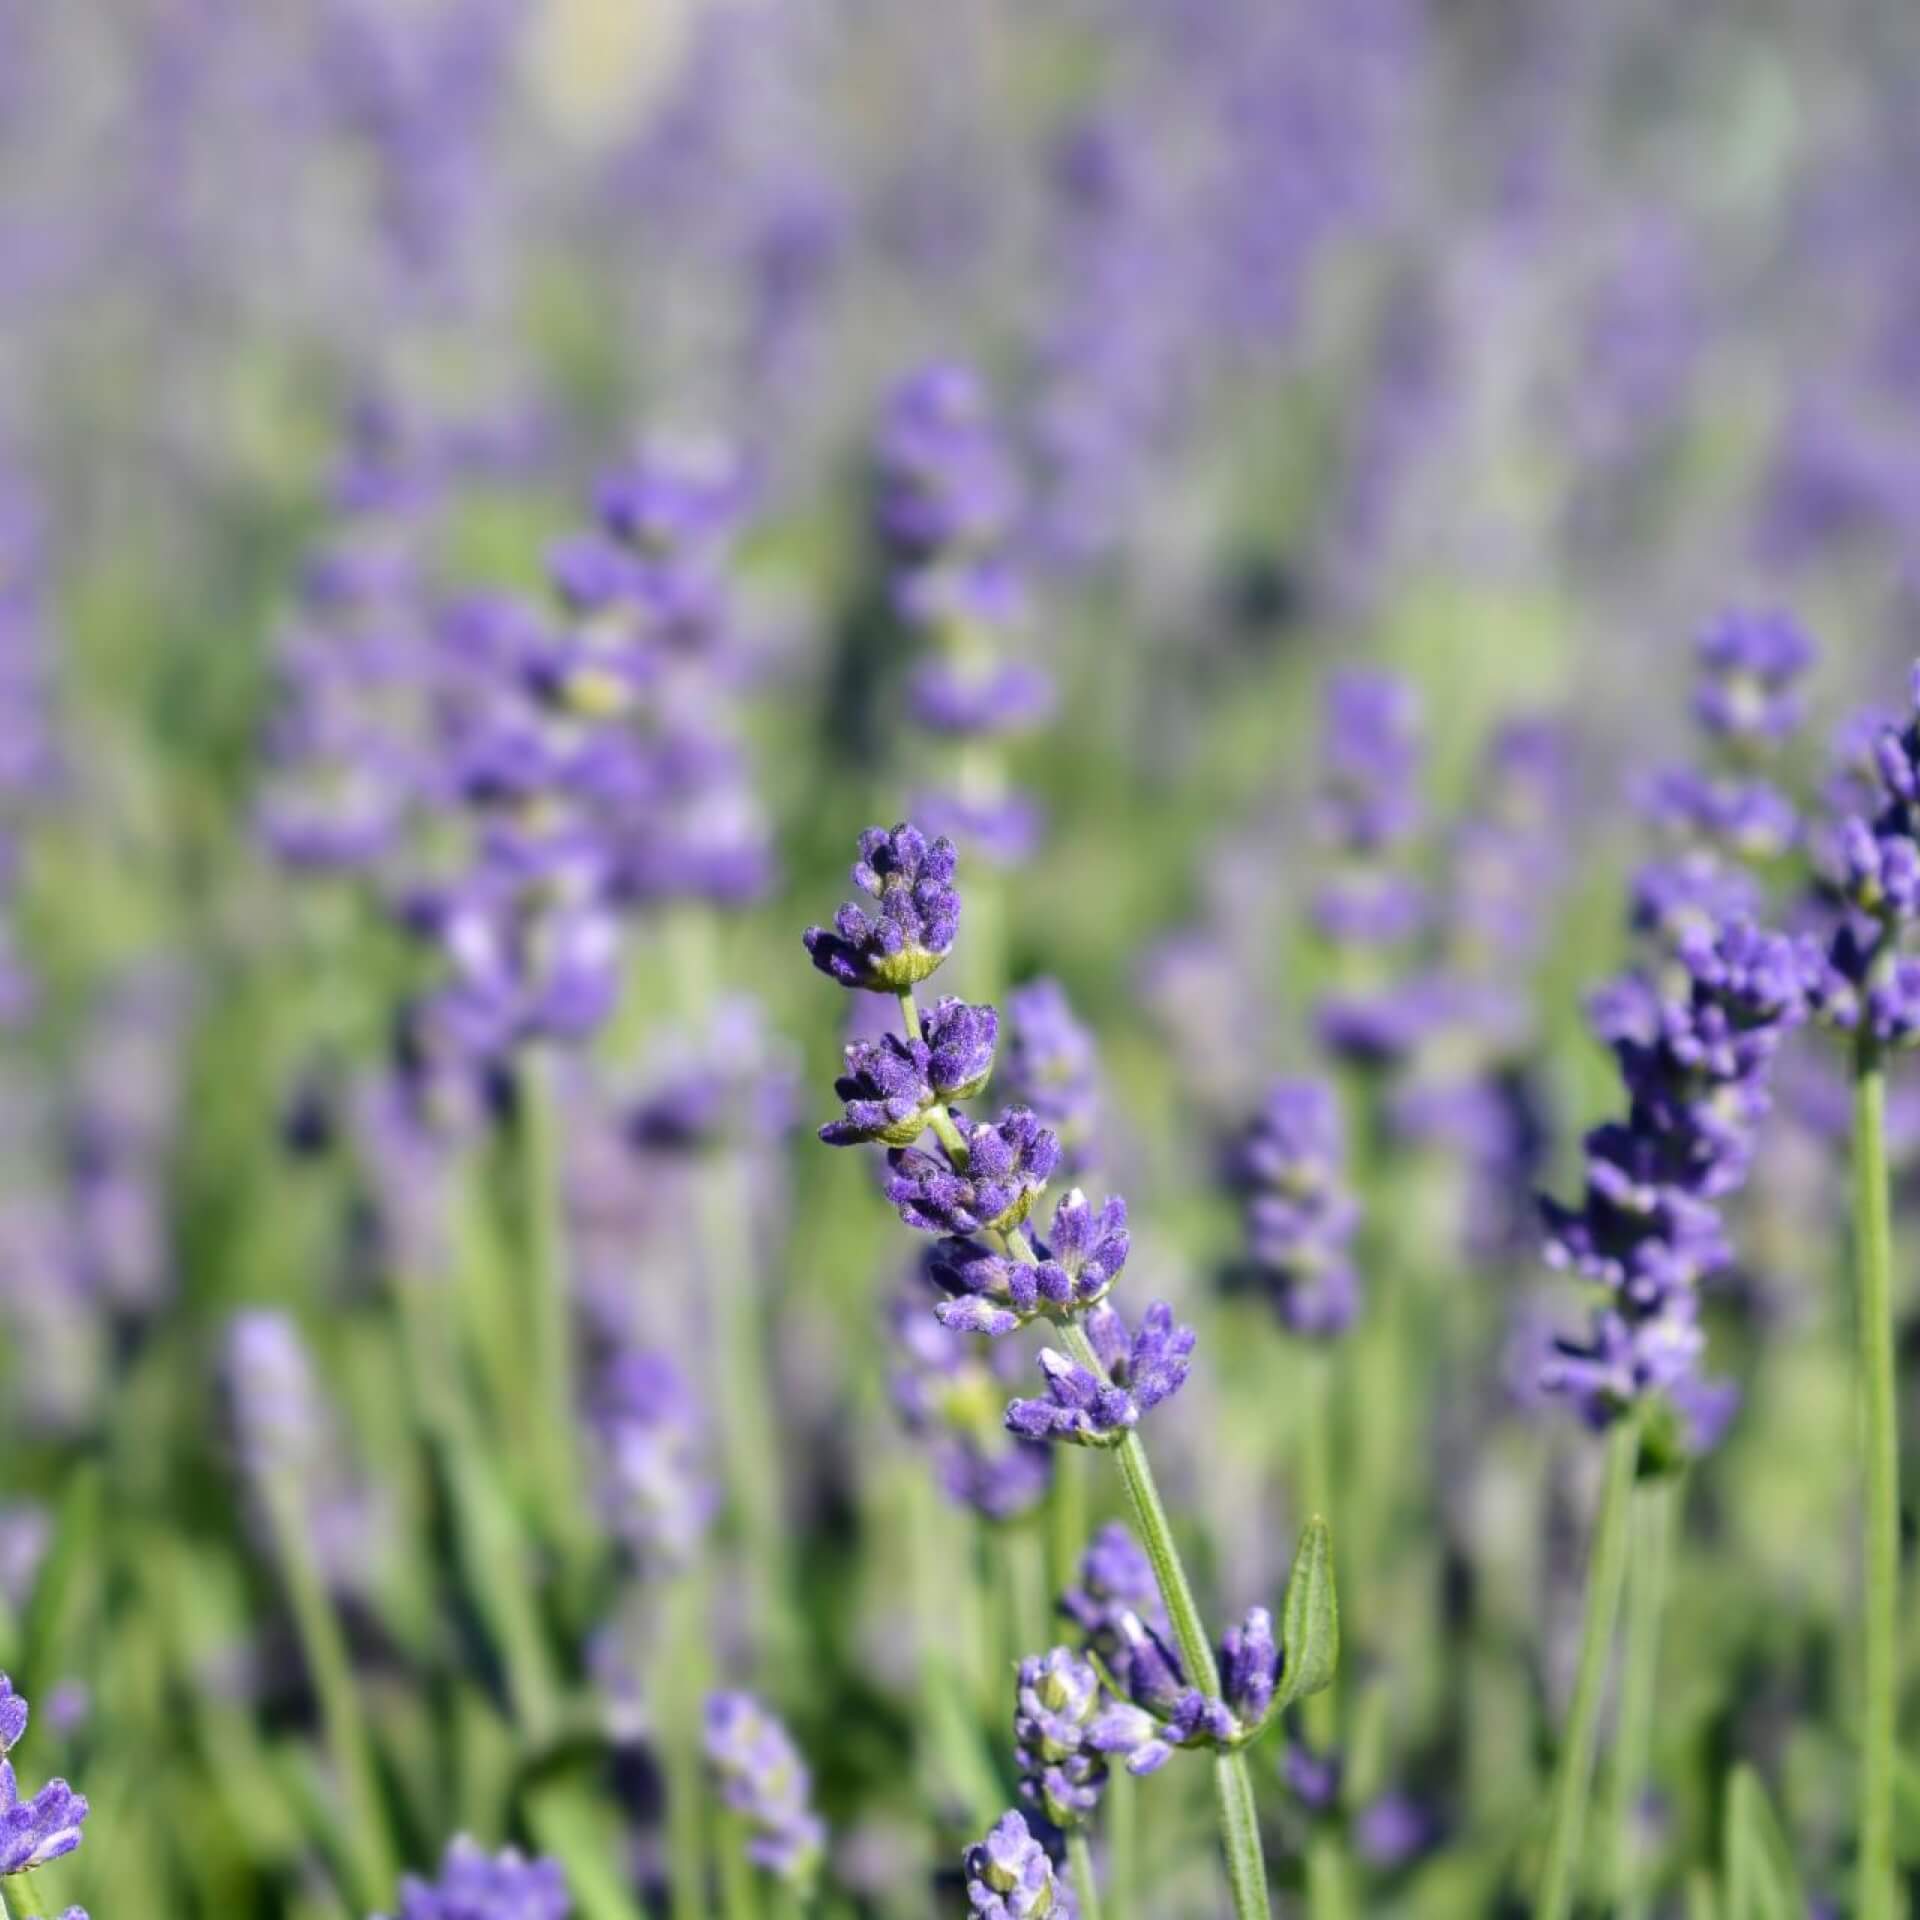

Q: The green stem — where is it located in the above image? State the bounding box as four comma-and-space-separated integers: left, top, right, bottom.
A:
1056, 1319, 1269, 1918
661, 1571, 714, 1920
1536, 1417, 1639, 1920
698, 1147, 793, 1666
1048, 1448, 1087, 1605
1001, 1522, 1050, 1664
1610, 1479, 1678, 1920
265, 1478, 397, 1909
1853, 1039, 1900, 1920
517, 1045, 584, 1556
1104, 1768, 1136, 1920
1300, 1349, 1338, 1754
391, 1265, 560, 1739
1067, 1829, 1106, 1920
1306, 1833, 1354, 1920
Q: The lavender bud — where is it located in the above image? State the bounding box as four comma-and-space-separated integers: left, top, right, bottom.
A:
804, 824, 961, 992
963, 1810, 1074, 1918
885, 1107, 1059, 1236
0, 1675, 88, 1881
1219, 1606, 1280, 1725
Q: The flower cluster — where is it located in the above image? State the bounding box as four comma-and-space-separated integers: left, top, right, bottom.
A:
963, 1811, 1075, 1919
1539, 915, 1805, 1450
704, 1692, 825, 1886
1802, 662, 1920, 1045
376, 1835, 570, 1920
1232, 1078, 1361, 1337
0, 1673, 89, 1913
804, 825, 1193, 1447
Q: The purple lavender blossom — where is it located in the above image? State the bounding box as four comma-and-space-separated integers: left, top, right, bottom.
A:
931, 1188, 1128, 1336
818, 997, 996, 1148
1538, 916, 1803, 1442
1234, 1078, 1361, 1337
377, 1835, 571, 1920
1059, 1523, 1167, 1679
804, 824, 961, 991
1001, 980, 1102, 1174
963, 1811, 1074, 1919
0, 1674, 87, 1883
874, 364, 1021, 564
1014, 1649, 1111, 1828
885, 1107, 1060, 1236
1006, 1301, 1193, 1446
1315, 669, 1423, 854
704, 1693, 825, 1885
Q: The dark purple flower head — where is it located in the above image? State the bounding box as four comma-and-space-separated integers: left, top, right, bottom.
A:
705, 1693, 825, 1885
924, 996, 1000, 1100
0, 1764, 87, 1877
820, 1033, 936, 1148
804, 824, 961, 992
963, 1811, 1074, 1919
931, 1190, 1127, 1336
1006, 1301, 1193, 1447
1692, 610, 1815, 749
380, 1836, 571, 1920
1001, 980, 1101, 1173
886, 1107, 1059, 1237
1014, 1648, 1109, 1828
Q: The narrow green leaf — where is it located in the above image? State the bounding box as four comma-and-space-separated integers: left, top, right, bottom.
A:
1894, 1752, 1920, 1867
1274, 1515, 1339, 1711
1724, 1765, 1804, 1920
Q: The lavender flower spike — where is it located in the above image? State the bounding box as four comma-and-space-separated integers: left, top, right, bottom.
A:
704, 1693, 825, 1885
819, 997, 997, 1148
932, 1188, 1129, 1337
803, 823, 960, 991
1007, 1301, 1194, 1446
886, 1106, 1060, 1236
377, 1835, 571, 1919
964, 1811, 1075, 1918
0, 1674, 88, 1882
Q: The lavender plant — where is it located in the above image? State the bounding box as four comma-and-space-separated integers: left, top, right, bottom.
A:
806, 823, 1339, 1919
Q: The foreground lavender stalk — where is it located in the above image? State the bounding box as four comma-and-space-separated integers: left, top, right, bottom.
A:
0, 1674, 89, 1920
804, 825, 1303, 1919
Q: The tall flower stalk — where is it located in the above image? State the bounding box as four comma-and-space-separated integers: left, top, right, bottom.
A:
1533, 918, 1804, 1919
1797, 659, 1920, 1920
805, 823, 1339, 1918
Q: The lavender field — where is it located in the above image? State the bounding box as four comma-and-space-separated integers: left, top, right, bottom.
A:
5, 1, 1920, 1915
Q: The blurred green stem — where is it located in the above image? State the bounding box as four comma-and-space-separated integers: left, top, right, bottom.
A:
264, 1476, 397, 1910
516, 1045, 585, 1558
1067, 1829, 1105, 1920
1048, 1447, 1087, 1603
661, 1569, 714, 1920
1536, 1416, 1639, 1920
1610, 1478, 1677, 1920
717, 1815, 763, 1920
1852, 1038, 1899, 1920
697, 1144, 794, 1666
1299, 1350, 1350, 1920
